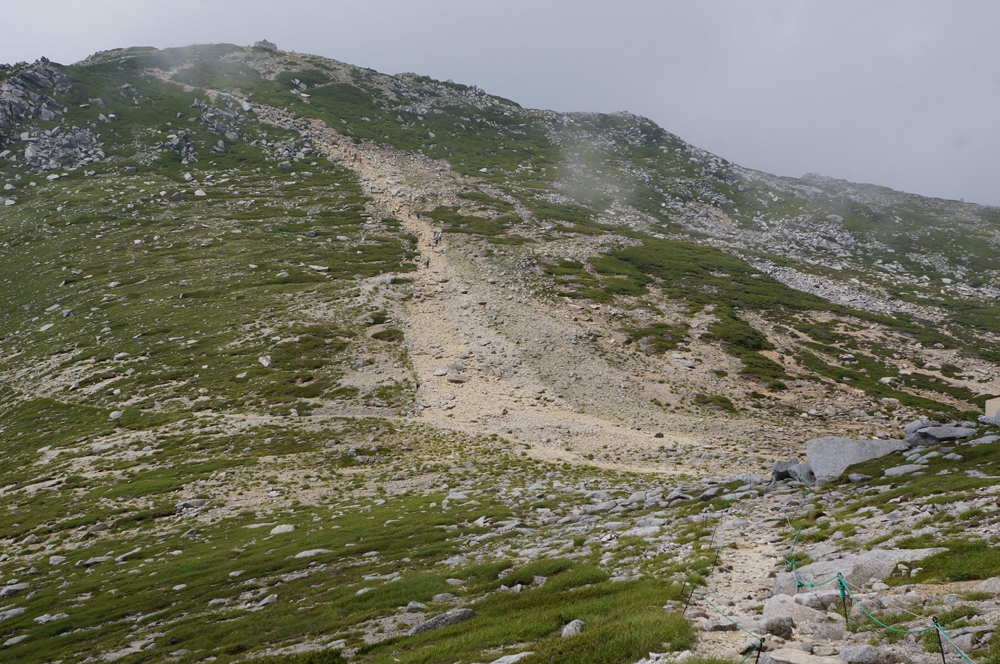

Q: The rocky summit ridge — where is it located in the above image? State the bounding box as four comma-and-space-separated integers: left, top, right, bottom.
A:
1, 43, 999, 664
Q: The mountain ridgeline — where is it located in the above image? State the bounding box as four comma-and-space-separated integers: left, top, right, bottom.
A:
1, 43, 1000, 664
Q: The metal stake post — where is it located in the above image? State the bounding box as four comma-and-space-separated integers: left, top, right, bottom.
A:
933, 618, 946, 664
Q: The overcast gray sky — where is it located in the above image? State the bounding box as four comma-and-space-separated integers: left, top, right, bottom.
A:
4, 1, 999, 206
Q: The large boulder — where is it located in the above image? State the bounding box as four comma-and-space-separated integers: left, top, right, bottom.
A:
763, 594, 829, 624
773, 458, 801, 481
904, 426, 977, 447
761, 648, 847, 664
904, 419, 941, 435
763, 616, 795, 638
788, 462, 815, 484
806, 437, 907, 485
773, 548, 946, 596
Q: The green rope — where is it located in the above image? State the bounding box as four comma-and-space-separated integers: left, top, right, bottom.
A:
936, 622, 975, 664
783, 527, 803, 570
687, 586, 763, 641
840, 579, 934, 634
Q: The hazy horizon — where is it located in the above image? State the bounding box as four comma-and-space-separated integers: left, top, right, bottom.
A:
3, 1, 998, 206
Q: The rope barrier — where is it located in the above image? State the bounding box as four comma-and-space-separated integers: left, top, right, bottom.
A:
676, 485, 976, 664
838, 578, 935, 634
687, 586, 763, 641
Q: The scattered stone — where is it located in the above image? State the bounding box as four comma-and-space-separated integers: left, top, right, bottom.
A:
807, 437, 908, 485
407, 608, 475, 635
270, 524, 295, 535
883, 464, 926, 477
562, 619, 584, 637
0, 583, 30, 598
761, 648, 847, 664
0, 608, 25, 623
839, 645, 892, 664
904, 426, 977, 447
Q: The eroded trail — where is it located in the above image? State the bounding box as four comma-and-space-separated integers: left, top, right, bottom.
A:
242, 104, 736, 474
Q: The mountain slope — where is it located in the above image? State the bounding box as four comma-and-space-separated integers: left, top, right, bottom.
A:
1, 44, 999, 664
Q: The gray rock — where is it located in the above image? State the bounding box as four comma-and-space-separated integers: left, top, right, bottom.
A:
562, 619, 584, 637
963, 435, 1000, 447
719, 518, 750, 531
794, 592, 834, 612
109, 410, 124, 420
904, 426, 977, 447
76, 556, 111, 568
806, 437, 908, 485
473, 654, 535, 664
947, 633, 976, 654
406, 601, 427, 611
809, 622, 845, 641
763, 594, 829, 624
585, 500, 618, 513
407, 608, 475, 635
700, 486, 724, 501
883, 464, 926, 477
847, 474, 872, 483
764, 616, 794, 639
22, 533, 39, 544
0, 583, 30, 598
700, 619, 737, 632
114, 548, 142, 563
773, 548, 946, 596
773, 458, 801, 481
269, 524, 295, 535
0, 607, 25, 622
974, 577, 1000, 594
761, 648, 847, 664
176, 499, 209, 510
839, 645, 892, 664
49, 555, 66, 565
905, 419, 941, 435
788, 462, 815, 484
